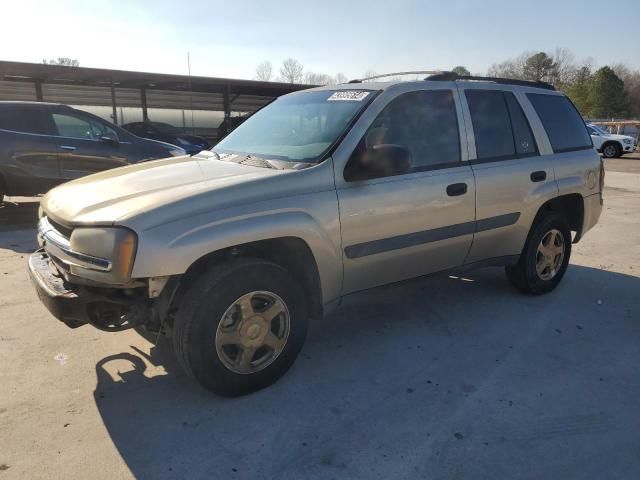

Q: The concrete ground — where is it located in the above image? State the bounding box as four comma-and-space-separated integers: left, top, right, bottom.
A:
1, 154, 639, 480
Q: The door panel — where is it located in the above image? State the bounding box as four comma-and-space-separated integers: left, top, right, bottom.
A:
339, 166, 476, 293
466, 156, 557, 262
57, 140, 128, 180
459, 86, 559, 263
0, 131, 60, 195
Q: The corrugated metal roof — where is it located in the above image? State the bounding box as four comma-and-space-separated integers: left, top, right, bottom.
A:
0, 61, 315, 113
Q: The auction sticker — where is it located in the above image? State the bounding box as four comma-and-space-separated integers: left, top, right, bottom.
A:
327, 91, 370, 101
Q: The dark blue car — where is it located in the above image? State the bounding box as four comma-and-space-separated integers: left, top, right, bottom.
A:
123, 121, 211, 155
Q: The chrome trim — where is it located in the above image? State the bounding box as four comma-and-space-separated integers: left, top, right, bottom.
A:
59, 145, 77, 151
38, 217, 112, 272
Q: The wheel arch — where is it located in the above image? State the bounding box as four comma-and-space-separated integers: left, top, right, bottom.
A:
600, 140, 622, 156
530, 194, 585, 244
173, 236, 325, 323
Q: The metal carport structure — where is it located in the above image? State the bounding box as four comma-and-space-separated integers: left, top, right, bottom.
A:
0, 60, 314, 137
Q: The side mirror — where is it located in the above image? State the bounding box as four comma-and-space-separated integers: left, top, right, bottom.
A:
99, 132, 119, 145
345, 143, 412, 181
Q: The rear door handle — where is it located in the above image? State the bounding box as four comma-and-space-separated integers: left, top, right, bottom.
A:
530, 170, 547, 182
446, 182, 468, 196
59, 145, 77, 151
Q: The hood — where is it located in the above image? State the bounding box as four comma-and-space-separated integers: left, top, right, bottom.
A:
602, 133, 634, 141
42, 153, 284, 226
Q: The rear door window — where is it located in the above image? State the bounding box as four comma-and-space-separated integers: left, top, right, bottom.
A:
51, 112, 117, 140
465, 90, 516, 161
527, 93, 592, 152
504, 93, 538, 157
0, 105, 47, 134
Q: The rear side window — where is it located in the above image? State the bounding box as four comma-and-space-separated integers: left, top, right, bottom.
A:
0, 106, 46, 134
527, 94, 592, 153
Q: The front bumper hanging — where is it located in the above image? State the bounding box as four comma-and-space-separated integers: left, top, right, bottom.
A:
28, 249, 149, 330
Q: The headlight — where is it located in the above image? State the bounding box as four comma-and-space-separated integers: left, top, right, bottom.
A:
70, 227, 137, 284
623, 138, 632, 144
169, 148, 186, 157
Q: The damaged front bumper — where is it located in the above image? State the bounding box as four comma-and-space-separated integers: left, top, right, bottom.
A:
28, 249, 152, 330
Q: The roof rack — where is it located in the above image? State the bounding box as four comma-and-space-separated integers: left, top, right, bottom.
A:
426, 72, 556, 91
348, 70, 445, 83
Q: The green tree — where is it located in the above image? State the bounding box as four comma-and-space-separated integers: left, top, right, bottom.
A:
587, 66, 629, 118
451, 66, 471, 76
522, 52, 558, 83
565, 66, 592, 115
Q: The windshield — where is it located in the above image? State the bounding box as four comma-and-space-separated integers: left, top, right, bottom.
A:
214, 90, 373, 162
589, 124, 609, 135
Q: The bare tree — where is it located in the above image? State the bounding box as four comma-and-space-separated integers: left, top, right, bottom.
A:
362, 69, 377, 80
487, 52, 529, 79
333, 72, 348, 84
255, 61, 273, 81
42, 57, 79, 67
552, 47, 578, 86
280, 58, 304, 83
305, 72, 333, 85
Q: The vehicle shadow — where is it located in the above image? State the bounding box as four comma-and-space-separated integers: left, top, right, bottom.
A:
94, 265, 640, 480
0, 200, 39, 253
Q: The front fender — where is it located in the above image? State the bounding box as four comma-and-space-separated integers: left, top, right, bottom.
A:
129, 193, 343, 305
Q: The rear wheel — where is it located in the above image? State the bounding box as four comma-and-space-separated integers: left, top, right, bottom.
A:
505, 213, 571, 294
172, 258, 308, 396
602, 143, 621, 158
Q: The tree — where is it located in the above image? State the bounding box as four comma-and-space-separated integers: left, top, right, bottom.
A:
362, 69, 377, 80
522, 52, 558, 83
333, 72, 348, 84
279, 58, 303, 83
565, 66, 592, 115
551, 47, 579, 87
304, 72, 333, 85
611, 63, 640, 118
42, 57, 79, 67
587, 66, 629, 118
487, 52, 529, 79
451, 66, 470, 77
255, 61, 273, 81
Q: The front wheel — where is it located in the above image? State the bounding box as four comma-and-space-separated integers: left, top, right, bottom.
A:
172, 258, 308, 396
602, 143, 621, 158
505, 213, 571, 294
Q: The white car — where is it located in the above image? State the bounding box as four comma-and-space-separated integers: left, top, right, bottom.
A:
587, 124, 636, 158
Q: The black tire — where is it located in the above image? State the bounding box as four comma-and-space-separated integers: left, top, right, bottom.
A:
172, 258, 308, 396
505, 212, 571, 294
602, 142, 621, 158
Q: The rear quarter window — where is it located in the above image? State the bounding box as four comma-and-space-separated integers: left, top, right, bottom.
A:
0, 105, 46, 134
527, 94, 592, 153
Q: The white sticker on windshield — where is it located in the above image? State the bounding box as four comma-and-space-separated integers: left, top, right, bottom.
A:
327, 91, 370, 102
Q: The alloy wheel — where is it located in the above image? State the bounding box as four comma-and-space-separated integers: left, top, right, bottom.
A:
535, 229, 565, 281
215, 291, 290, 374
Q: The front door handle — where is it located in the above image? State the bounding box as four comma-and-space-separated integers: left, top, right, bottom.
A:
59, 145, 77, 151
446, 182, 468, 196
530, 170, 547, 182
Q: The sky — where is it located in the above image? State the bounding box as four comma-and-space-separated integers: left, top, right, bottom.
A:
1, 0, 638, 81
